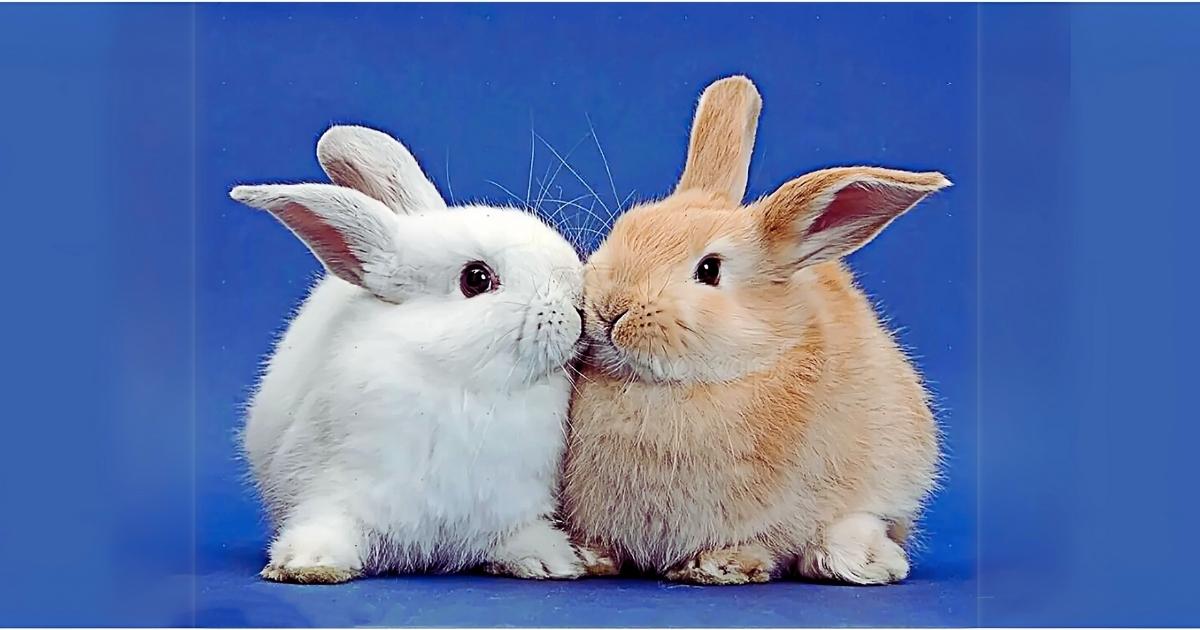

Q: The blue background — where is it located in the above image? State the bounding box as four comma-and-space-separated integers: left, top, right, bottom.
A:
0, 3, 1196, 627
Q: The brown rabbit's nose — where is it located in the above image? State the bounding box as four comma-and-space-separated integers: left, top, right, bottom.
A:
604, 309, 629, 342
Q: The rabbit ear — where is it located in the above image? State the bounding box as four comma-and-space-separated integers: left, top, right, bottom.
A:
230, 183, 410, 300
758, 166, 951, 268
316, 125, 448, 215
676, 75, 763, 203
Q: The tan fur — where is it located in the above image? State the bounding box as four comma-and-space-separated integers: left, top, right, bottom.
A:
563, 76, 949, 585
576, 543, 623, 577
664, 544, 775, 585
677, 75, 762, 203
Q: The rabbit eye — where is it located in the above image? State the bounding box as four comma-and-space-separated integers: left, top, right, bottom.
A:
460, 262, 498, 298
694, 255, 721, 286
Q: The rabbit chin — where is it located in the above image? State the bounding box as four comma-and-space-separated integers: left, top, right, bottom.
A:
512, 334, 585, 384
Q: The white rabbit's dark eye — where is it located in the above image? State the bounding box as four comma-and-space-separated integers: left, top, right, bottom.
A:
460, 262, 498, 298
694, 255, 721, 286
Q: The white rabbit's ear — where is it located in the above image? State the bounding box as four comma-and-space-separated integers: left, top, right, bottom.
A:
676, 75, 762, 204
757, 166, 951, 268
316, 125, 448, 215
231, 183, 409, 299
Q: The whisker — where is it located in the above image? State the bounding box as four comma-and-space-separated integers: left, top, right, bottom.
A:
541, 196, 614, 235
586, 113, 622, 212
562, 360, 592, 383
536, 132, 612, 221
533, 132, 591, 215
526, 117, 536, 208
563, 226, 610, 243
444, 146, 456, 205
619, 188, 638, 211
542, 189, 583, 228
486, 179, 530, 211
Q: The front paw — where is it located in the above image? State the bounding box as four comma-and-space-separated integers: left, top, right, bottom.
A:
487, 519, 585, 580
797, 513, 910, 585
261, 563, 359, 584
576, 542, 622, 577
262, 519, 364, 584
665, 545, 775, 585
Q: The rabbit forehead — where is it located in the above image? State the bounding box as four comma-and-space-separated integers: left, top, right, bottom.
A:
590, 192, 756, 281
408, 204, 581, 281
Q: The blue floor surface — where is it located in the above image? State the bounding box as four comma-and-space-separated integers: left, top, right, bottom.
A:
192, 538, 976, 627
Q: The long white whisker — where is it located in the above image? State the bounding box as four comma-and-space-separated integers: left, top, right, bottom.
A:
533, 132, 591, 215
551, 192, 598, 210
486, 180, 529, 211
444, 146, 456, 205
543, 192, 601, 241
539, 188, 577, 227
541, 197, 614, 234
526, 118, 536, 208
562, 226, 610, 242
586, 113, 622, 212
536, 132, 612, 220
620, 188, 638, 212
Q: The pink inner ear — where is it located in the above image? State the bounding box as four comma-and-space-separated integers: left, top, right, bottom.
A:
322, 158, 369, 194
276, 202, 363, 282
809, 181, 927, 235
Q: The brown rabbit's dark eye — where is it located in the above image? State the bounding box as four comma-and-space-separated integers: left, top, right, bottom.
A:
694, 255, 721, 286
460, 262, 498, 298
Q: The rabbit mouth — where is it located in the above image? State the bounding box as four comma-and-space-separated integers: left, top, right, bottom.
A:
589, 331, 760, 385
587, 334, 670, 383
584, 307, 722, 383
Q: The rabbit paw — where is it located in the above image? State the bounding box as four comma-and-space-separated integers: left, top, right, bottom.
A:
261, 519, 364, 584
797, 512, 910, 585
576, 542, 622, 576
486, 519, 584, 580
665, 545, 775, 585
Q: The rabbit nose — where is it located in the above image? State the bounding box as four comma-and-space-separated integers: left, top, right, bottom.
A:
605, 309, 629, 342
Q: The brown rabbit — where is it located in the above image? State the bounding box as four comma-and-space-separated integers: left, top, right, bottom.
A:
562, 75, 949, 585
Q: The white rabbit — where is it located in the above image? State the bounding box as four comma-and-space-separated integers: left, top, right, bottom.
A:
230, 125, 586, 583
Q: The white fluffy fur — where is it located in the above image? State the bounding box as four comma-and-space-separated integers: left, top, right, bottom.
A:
231, 126, 585, 582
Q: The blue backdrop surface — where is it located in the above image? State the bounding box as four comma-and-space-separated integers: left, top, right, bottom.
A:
0, 3, 1196, 628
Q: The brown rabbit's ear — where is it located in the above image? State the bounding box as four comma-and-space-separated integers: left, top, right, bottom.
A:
675, 75, 763, 204
757, 166, 951, 268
